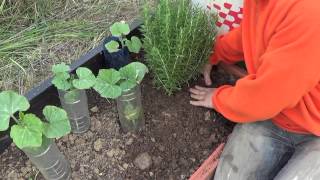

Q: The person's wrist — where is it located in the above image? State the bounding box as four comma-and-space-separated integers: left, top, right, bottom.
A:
211, 88, 218, 110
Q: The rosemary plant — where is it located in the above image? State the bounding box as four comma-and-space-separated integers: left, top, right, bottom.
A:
142, 0, 217, 95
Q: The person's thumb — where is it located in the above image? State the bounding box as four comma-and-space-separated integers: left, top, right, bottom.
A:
203, 63, 213, 86
204, 72, 212, 86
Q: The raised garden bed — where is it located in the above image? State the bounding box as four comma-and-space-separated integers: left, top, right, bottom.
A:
0, 22, 236, 179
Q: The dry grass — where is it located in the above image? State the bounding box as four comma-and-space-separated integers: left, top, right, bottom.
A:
0, 0, 143, 94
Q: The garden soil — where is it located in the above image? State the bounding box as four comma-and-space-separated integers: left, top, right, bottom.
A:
0, 67, 236, 180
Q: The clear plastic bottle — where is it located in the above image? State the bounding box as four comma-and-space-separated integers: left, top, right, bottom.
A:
58, 89, 90, 133
23, 137, 70, 180
116, 85, 145, 132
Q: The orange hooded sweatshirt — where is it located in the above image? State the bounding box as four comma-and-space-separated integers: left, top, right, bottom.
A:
210, 0, 320, 135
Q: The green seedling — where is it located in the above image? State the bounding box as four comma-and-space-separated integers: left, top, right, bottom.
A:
52, 63, 96, 102
124, 103, 142, 123
0, 91, 71, 149
52, 61, 148, 126
94, 62, 148, 98
105, 21, 142, 53
94, 62, 148, 124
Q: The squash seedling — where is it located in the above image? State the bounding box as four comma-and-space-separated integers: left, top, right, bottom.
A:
52, 63, 96, 133
52, 61, 148, 132
0, 91, 71, 179
94, 62, 148, 132
105, 21, 142, 54
103, 21, 143, 70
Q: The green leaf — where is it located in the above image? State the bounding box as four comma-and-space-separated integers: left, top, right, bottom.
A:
52, 63, 72, 90
52, 72, 71, 91
72, 67, 96, 89
94, 83, 122, 99
96, 69, 121, 84
94, 69, 122, 99
42, 106, 71, 138
119, 62, 149, 84
19, 112, 25, 120
105, 40, 120, 53
0, 91, 30, 131
126, 36, 142, 53
124, 103, 141, 121
120, 79, 136, 91
52, 63, 70, 75
110, 22, 130, 37
10, 114, 43, 149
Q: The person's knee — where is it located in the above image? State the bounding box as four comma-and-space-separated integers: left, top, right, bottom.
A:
215, 122, 278, 180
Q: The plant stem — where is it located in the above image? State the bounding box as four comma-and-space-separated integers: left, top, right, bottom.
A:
10, 115, 20, 124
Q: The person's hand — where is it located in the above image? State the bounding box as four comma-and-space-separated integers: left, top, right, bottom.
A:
189, 86, 217, 109
203, 63, 213, 86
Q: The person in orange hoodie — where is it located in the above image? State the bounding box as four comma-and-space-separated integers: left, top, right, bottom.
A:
190, 0, 320, 179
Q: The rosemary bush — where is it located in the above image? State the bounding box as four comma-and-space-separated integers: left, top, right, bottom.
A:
142, 0, 217, 95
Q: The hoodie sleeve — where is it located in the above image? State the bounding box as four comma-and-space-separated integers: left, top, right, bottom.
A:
212, 2, 320, 122
210, 24, 244, 65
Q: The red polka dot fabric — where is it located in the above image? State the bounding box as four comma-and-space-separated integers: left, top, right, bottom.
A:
192, 0, 243, 34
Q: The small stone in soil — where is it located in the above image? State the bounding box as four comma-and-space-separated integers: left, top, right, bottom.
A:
69, 134, 76, 144
151, 137, 156, 142
199, 127, 210, 136
171, 160, 178, 170
75, 138, 86, 145
158, 145, 165, 152
94, 168, 100, 174
162, 111, 171, 118
86, 131, 94, 138
61, 136, 69, 143
93, 138, 103, 152
149, 172, 154, 176
21, 167, 30, 175
90, 106, 99, 113
80, 166, 85, 173
134, 152, 152, 170
125, 138, 134, 146
94, 120, 102, 131
203, 150, 209, 156
70, 160, 76, 169
179, 157, 188, 167
152, 156, 163, 166
205, 111, 211, 121
193, 142, 200, 149
123, 163, 129, 169
173, 133, 177, 138
107, 149, 115, 157
209, 134, 218, 144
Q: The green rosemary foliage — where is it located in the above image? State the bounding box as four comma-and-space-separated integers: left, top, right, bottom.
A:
142, 0, 218, 95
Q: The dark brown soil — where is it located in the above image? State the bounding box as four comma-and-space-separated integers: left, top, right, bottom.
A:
0, 67, 235, 180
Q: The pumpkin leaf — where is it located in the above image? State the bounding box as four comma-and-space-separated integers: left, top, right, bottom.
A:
126, 36, 142, 53
0, 91, 29, 131
120, 79, 136, 92
42, 106, 71, 138
52, 63, 70, 75
119, 62, 148, 84
105, 40, 120, 53
110, 22, 130, 37
94, 69, 122, 99
10, 114, 43, 149
72, 67, 96, 89
52, 72, 71, 91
